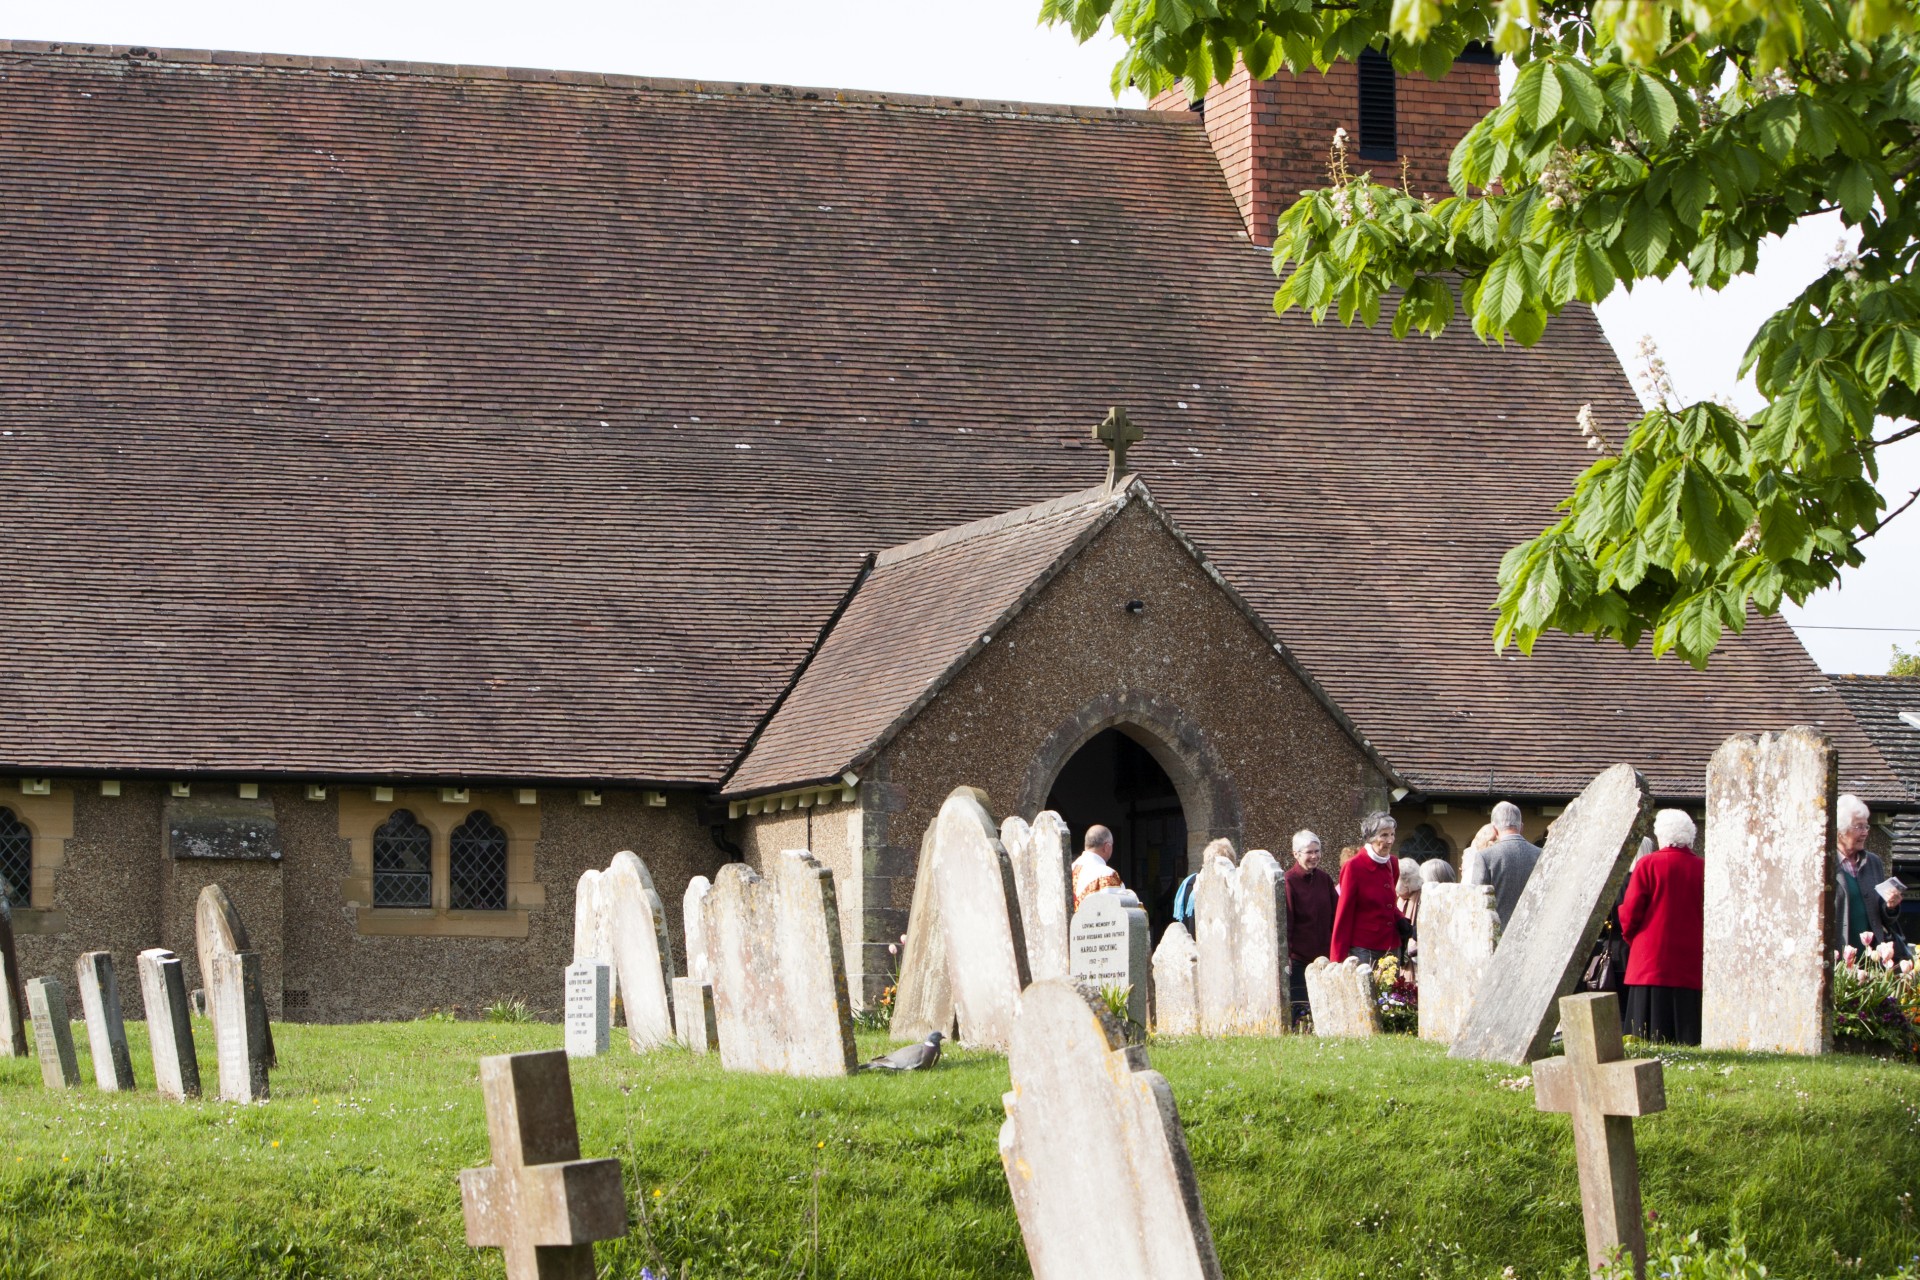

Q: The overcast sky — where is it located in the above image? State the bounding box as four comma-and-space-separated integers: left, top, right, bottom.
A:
13, 0, 1918, 673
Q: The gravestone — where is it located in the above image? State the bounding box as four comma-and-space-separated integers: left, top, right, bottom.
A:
461, 1049, 626, 1280
1304, 957, 1378, 1037
704, 850, 858, 1076
1193, 848, 1289, 1036
670, 976, 717, 1053
602, 851, 675, 1053
1533, 992, 1666, 1278
1151, 922, 1199, 1037
563, 961, 610, 1058
1070, 889, 1149, 1031
74, 951, 137, 1091
998, 979, 1223, 1280
210, 950, 270, 1102
929, 788, 1030, 1052
25, 977, 80, 1088
1452, 764, 1653, 1065
195, 884, 276, 1067
0, 898, 25, 1058
888, 821, 954, 1043
1418, 883, 1500, 1045
571, 869, 618, 1028
682, 875, 713, 985
1003, 811, 1074, 983
137, 947, 201, 1100
1701, 727, 1836, 1054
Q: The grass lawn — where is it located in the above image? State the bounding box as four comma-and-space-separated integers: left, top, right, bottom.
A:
0, 1018, 1915, 1279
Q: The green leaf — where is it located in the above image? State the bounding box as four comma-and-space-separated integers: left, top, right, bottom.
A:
1834, 160, 1877, 224
1677, 460, 1740, 566
1478, 248, 1535, 330
1666, 163, 1712, 228
1512, 61, 1565, 132
1555, 63, 1606, 131
1619, 202, 1671, 274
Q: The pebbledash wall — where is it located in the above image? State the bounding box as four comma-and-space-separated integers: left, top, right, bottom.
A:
736, 500, 1390, 1005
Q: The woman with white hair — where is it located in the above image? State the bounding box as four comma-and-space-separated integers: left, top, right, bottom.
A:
1616, 808, 1706, 1044
1833, 794, 1908, 962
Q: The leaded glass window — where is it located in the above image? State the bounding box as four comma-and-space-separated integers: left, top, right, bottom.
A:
0, 808, 29, 909
372, 809, 432, 908
1402, 822, 1452, 864
449, 811, 508, 911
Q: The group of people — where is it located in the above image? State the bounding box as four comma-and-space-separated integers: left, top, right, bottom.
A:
1081, 792, 1910, 1046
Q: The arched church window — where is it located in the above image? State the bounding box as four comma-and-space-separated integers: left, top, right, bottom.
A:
449, 811, 508, 911
0, 807, 30, 909
1402, 822, 1452, 864
372, 809, 432, 908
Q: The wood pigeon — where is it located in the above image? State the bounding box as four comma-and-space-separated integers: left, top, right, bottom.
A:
860, 1031, 943, 1072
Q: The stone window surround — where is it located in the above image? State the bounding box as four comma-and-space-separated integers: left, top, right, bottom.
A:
338, 789, 542, 939
2, 783, 73, 935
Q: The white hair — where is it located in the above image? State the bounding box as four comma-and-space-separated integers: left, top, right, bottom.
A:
1653, 809, 1697, 850
1291, 829, 1321, 855
1360, 810, 1397, 840
1420, 858, 1457, 885
1490, 801, 1523, 833
1838, 794, 1871, 828
1396, 857, 1423, 895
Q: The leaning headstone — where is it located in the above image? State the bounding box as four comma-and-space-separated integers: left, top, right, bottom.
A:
137, 948, 201, 1100
195, 884, 276, 1068
572, 869, 619, 1029
1070, 889, 1149, 1031
210, 950, 270, 1102
74, 951, 137, 1091
1418, 883, 1500, 1045
682, 875, 713, 985
601, 851, 675, 1052
1151, 922, 1199, 1037
928, 787, 1030, 1052
1451, 764, 1653, 1064
564, 960, 611, 1059
1304, 957, 1378, 1038
671, 976, 717, 1053
1533, 992, 1666, 1279
461, 1050, 626, 1280
0, 898, 25, 1058
1701, 727, 1836, 1055
889, 821, 954, 1043
999, 979, 1223, 1280
25, 977, 80, 1088
1004, 811, 1074, 983
704, 850, 858, 1076
1193, 848, 1289, 1036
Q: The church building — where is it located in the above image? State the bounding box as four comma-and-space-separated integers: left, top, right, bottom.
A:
0, 39, 1905, 1019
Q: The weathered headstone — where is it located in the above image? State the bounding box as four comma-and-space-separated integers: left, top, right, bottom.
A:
1533, 992, 1666, 1278
704, 850, 858, 1076
671, 976, 717, 1053
929, 787, 1030, 1052
1452, 764, 1653, 1065
572, 868, 618, 1028
889, 821, 954, 1043
1193, 848, 1289, 1036
0, 898, 25, 1058
1004, 810, 1074, 983
1701, 727, 1836, 1054
1304, 957, 1378, 1038
1151, 921, 1199, 1037
137, 947, 201, 1100
564, 960, 610, 1059
25, 977, 80, 1088
999, 979, 1223, 1280
682, 875, 713, 985
1070, 889, 1149, 1031
1419, 883, 1500, 1045
210, 950, 270, 1102
195, 884, 276, 1067
74, 951, 137, 1092
602, 851, 676, 1053
461, 1050, 627, 1280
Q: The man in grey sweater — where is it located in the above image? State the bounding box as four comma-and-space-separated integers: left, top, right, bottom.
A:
1462, 801, 1542, 928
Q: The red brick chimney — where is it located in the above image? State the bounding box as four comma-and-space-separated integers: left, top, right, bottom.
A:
1155, 49, 1501, 247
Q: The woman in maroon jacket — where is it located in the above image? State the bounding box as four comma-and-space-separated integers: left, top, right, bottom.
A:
1329, 812, 1408, 965
1617, 809, 1706, 1044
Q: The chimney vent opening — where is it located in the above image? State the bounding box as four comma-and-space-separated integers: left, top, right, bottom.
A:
1357, 49, 1397, 160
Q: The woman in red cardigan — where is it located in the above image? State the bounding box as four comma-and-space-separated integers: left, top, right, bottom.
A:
1329, 812, 1409, 966
1617, 808, 1706, 1044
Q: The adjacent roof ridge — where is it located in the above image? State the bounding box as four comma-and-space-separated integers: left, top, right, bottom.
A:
875, 478, 1131, 569
1832, 672, 1920, 684
0, 39, 1188, 123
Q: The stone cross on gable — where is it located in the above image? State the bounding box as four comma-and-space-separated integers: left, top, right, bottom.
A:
1092, 407, 1143, 489
461, 1050, 627, 1280
1532, 992, 1666, 1278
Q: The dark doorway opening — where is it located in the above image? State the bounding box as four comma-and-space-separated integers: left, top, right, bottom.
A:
1046, 728, 1189, 940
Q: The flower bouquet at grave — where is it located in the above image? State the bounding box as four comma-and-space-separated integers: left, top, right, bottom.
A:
1372, 954, 1418, 1035
1832, 938, 1920, 1061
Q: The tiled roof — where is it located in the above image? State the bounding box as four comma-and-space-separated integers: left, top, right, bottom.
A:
0, 42, 1906, 800
1831, 675, 1920, 792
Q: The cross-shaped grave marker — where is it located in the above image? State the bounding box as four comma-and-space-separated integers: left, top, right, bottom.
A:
1532, 992, 1665, 1278
1092, 406, 1143, 489
460, 1050, 627, 1280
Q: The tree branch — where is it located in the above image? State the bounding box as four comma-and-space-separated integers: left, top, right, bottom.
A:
1875, 422, 1920, 447
1862, 485, 1920, 541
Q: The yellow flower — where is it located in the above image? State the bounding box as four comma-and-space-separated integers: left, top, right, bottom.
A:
652, 1188, 662, 1199
816, 1141, 825, 1149
271, 1140, 281, 1149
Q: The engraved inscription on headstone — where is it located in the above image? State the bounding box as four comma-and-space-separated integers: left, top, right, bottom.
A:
137, 947, 201, 1100
573, 869, 618, 1030
74, 950, 137, 1092
1070, 889, 1149, 1029
25, 976, 80, 1089
564, 960, 611, 1059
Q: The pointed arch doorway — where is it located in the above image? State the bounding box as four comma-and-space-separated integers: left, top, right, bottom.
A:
1045, 727, 1188, 940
